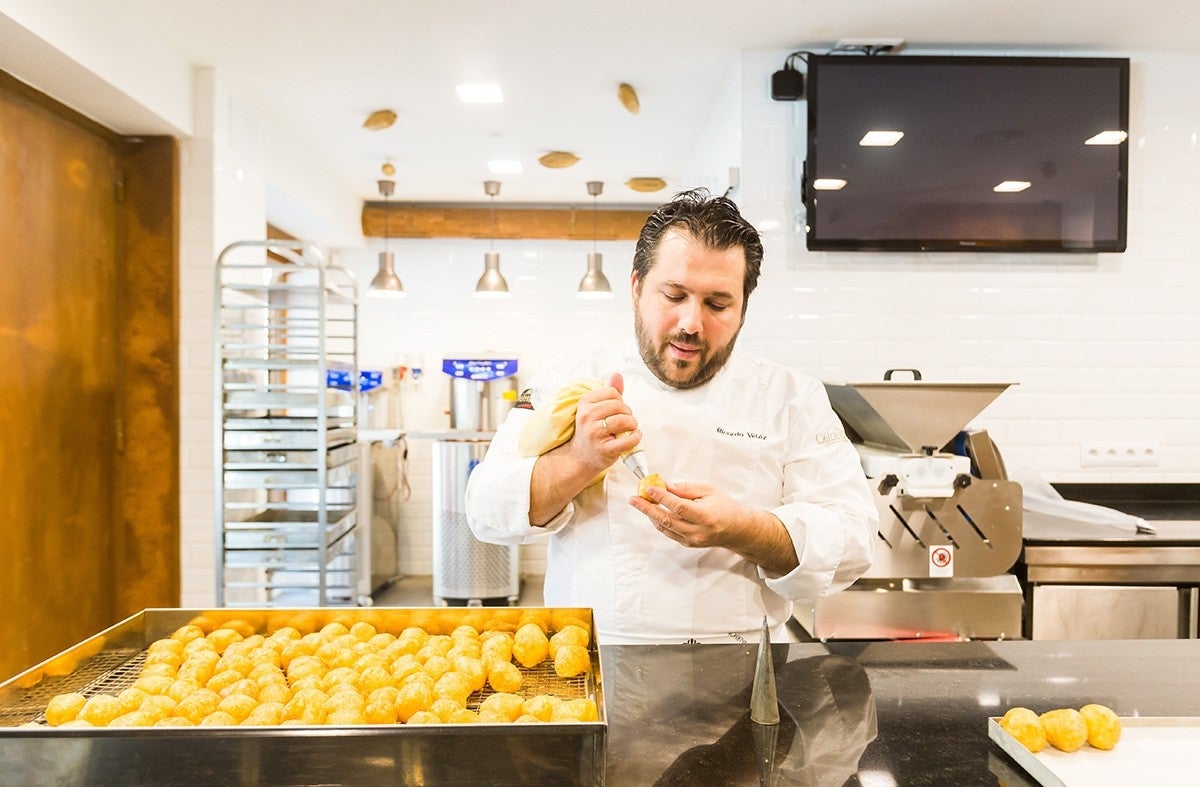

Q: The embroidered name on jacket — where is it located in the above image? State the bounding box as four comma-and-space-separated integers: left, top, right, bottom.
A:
716, 427, 767, 441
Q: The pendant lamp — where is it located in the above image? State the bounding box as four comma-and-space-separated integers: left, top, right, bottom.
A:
577, 180, 613, 299
474, 179, 511, 298
367, 178, 406, 298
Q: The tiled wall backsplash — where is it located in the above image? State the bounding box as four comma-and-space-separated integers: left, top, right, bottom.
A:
184, 48, 1200, 601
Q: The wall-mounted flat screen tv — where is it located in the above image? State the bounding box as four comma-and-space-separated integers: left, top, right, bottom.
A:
804, 55, 1129, 252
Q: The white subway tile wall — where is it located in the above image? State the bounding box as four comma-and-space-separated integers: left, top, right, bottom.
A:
181, 49, 1200, 603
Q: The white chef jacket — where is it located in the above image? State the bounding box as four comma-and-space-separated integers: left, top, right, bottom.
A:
465, 340, 877, 644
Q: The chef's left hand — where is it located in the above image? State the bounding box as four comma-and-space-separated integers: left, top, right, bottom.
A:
629, 482, 799, 574
629, 481, 741, 549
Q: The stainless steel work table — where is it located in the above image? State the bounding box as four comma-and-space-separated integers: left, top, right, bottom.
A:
4, 638, 1200, 785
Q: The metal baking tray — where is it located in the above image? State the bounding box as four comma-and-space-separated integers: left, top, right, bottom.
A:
0, 608, 605, 785
222, 507, 358, 549
222, 442, 359, 471
989, 715, 1199, 786
223, 419, 356, 450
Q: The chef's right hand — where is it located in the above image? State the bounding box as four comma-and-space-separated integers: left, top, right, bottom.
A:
568, 372, 642, 474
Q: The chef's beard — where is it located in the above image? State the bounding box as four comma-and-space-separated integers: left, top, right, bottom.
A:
634, 311, 739, 390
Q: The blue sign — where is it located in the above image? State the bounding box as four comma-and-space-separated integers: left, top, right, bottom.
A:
442, 358, 518, 381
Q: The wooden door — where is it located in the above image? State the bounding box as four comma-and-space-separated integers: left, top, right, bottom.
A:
0, 72, 179, 680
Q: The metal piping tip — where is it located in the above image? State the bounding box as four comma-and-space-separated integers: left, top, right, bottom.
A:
750, 615, 779, 725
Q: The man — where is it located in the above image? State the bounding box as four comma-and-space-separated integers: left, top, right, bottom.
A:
465, 189, 876, 644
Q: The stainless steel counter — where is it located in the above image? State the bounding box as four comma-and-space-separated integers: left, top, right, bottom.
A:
6, 639, 1200, 785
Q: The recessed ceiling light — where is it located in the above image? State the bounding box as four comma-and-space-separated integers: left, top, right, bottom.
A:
1085, 130, 1128, 145
993, 180, 1032, 193
859, 130, 904, 147
487, 159, 523, 174
813, 178, 848, 190
456, 83, 504, 104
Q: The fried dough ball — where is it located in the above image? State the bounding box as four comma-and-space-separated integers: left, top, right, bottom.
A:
422, 655, 453, 681
326, 708, 367, 726
144, 649, 184, 669
487, 661, 523, 694
319, 622, 350, 641
1080, 703, 1122, 750
358, 665, 394, 694
549, 625, 590, 659
217, 678, 258, 701
395, 682, 434, 723
138, 694, 178, 722
44, 692, 88, 726
447, 708, 479, 724
139, 663, 178, 679
434, 672, 473, 706
512, 623, 550, 669
553, 644, 591, 679
479, 692, 525, 722
638, 473, 667, 500
205, 628, 243, 654
115, 687, 151, 715
287, 655, 327, 685
242, 702, 285, 726
170, 625, 206, 645
552, 697, 599, 723
321, 667, 362, 694
429, 697, 463, 723
522, 695, 557, 722
109, 710, 155, 727
198, 711, 238, 726
148, 637, 184, 656
323, 689, 365, 715
217, 693, 258, 724
454, 657, 487, 693
999, 707, 1047, 753
257, 682, 291, 707
132, 675, 174, 696
76, 695, 123, 727
1041, 708, 1089, 753
349, 621, 378, 642
363, 686, 401, 724
166, 679, 203, 704
283, 687, 329, 725
173, 688, 221, 724
367, 633, 396, 652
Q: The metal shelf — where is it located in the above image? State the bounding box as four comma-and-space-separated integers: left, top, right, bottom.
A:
214, 239, 366, 608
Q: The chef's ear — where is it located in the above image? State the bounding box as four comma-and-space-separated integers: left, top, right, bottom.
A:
608, 372, 624, 395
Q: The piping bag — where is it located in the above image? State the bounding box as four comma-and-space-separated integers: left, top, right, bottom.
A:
517, 379, 654, 482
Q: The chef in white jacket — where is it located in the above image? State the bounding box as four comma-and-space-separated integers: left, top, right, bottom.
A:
466, 189, 876, 644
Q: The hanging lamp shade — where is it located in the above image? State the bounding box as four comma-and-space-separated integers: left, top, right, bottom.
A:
474, 250, 510, 298
367, 178, 405, 298
368, 250, 406, 298
577, 251, 613, 299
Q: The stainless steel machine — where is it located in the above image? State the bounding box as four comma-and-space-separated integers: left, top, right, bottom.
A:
796, 370, 1024, 640
432, 358, 521, 605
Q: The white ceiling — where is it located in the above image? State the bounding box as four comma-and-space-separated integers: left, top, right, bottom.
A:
39, 2, 1200, 207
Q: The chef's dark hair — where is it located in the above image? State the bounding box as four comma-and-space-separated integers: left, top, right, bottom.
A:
632, 188, 763, 310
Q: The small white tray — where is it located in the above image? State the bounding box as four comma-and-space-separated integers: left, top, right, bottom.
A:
988, 715, 1200, 787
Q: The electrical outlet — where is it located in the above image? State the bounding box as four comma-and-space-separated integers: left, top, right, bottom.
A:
1079, 442, 1160, 467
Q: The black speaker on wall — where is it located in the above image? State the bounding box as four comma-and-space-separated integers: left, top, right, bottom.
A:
771, 67, 804, 101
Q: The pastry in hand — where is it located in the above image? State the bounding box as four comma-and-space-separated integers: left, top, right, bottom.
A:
637, 473, 667, 500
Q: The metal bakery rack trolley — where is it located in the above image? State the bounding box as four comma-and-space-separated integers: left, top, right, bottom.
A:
214, 240, 364, 607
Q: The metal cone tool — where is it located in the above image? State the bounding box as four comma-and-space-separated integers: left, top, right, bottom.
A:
750, 616, 779, 724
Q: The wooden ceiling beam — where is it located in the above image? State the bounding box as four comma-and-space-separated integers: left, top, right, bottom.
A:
361, 203, 652, 240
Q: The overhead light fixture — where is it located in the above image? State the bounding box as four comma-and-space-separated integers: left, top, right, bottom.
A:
363, 109, 397, 131
475, 180, 510, 298
617, 83, 640, 115
1085, 130, 1128, 146
456, 82, 503, 104
368, 179, 406, 298
859, 130, 904, 147
813, 178, 848, 190
993, 180, 1032, 193
625, 177, 667, 193
577, 180, 613, 300
487, 159, 523, 174
538, 151, 580, 169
